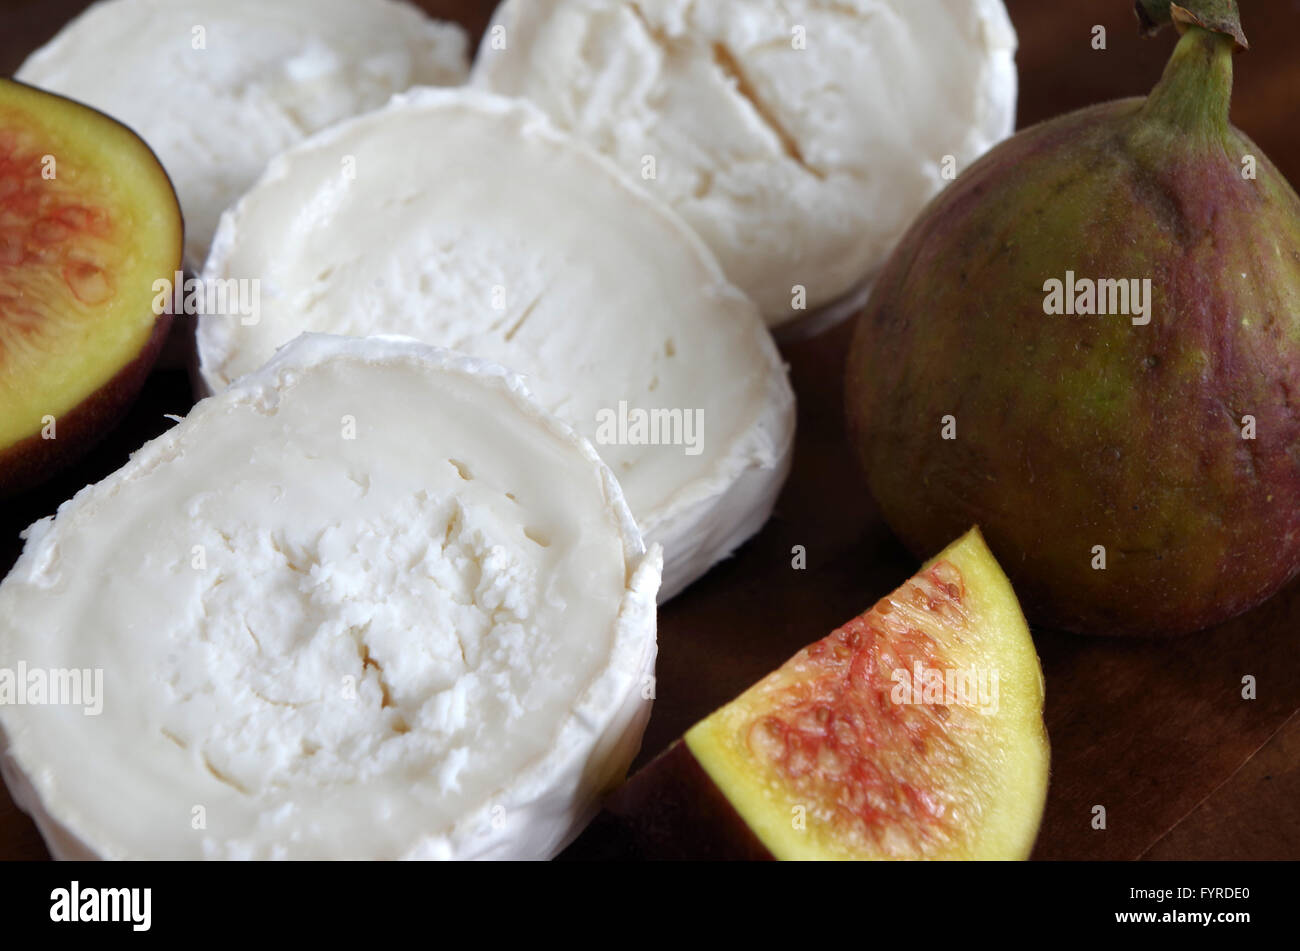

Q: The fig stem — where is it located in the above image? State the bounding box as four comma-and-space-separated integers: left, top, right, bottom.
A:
1139, 26, 1235, 138
1135, 0, 1248, 50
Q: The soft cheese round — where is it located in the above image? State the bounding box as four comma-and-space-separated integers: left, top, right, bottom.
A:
17, 0, 468, 268
197, 89, 795, 601
0, 334, 661, 860
471, 0, 1018, 327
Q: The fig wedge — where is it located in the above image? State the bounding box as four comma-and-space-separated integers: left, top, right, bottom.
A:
0, 79, 181, 496
588, 529, 1050, 860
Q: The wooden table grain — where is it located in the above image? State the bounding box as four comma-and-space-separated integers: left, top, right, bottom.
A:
1, 0, 1296, 861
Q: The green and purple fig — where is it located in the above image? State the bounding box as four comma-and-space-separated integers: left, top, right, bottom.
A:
844, 1, 1300, 637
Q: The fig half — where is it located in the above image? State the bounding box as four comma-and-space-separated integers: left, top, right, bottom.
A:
590, 529, 1050, 860
0, 79, 181, 496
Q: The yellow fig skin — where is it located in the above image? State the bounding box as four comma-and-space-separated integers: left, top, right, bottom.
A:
846, 28, 1300, 637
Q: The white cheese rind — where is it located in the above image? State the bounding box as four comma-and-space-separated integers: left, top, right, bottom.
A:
197, 89, 796, 601
0, 334, 661, 860
471, 0, 1018, 327
17, 0, 469, 268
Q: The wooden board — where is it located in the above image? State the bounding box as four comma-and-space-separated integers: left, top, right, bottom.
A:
1, 0, 1297, 861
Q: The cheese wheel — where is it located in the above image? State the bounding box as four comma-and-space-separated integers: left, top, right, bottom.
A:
197, 90, 796, 601
18, 0, 469, 267
0, 334, 661, 859
472, 0, 1018, 328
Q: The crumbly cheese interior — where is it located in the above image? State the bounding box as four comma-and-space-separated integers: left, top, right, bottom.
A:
0, 351, 633, 858
199, 91, 786, 550
18, 0, 468, 266
472, 0, 1017, 323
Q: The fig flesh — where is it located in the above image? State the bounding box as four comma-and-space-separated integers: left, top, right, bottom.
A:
0, 79, 181, 496
583, 529, 1050, 860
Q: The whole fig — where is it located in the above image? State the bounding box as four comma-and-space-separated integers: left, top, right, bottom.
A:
845, 2, 1300, 636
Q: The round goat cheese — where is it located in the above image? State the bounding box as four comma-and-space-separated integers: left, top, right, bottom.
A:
471, 0, 1018, 328
17, 0, 469, 267
0, 334, 661, 860
197, 89, 795, 601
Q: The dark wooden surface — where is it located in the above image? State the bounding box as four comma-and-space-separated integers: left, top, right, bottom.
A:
1, 0, 1297, 861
